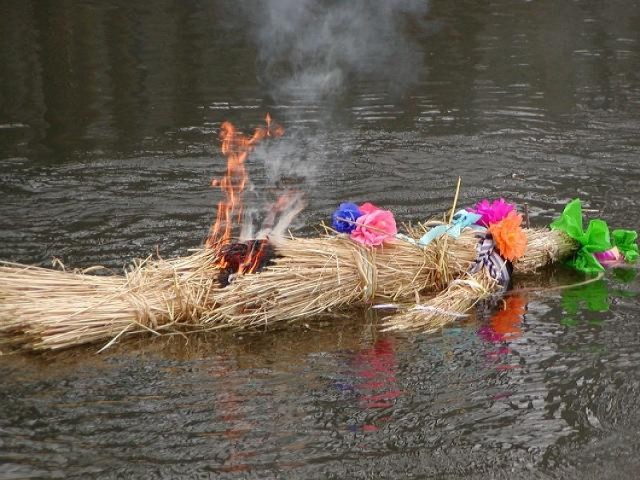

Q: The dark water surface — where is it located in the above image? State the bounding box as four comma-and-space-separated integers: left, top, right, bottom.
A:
2, 0, 640, 478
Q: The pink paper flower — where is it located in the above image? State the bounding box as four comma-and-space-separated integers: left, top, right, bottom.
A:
468, 198, 515, 227
351, 209, 397, 246
594, 247, 622, 266
359, 202, 380, 215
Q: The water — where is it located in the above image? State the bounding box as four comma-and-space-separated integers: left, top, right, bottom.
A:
1, 0, 640, 478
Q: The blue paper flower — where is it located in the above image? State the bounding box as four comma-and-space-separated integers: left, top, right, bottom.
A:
331, 202, 363, 233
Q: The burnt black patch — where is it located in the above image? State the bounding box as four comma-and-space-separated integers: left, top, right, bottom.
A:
217, 240, 278, 287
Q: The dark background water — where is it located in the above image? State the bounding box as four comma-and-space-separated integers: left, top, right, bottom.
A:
2, 0, 640, 478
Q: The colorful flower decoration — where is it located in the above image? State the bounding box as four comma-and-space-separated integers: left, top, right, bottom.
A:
550, 199, 639, 274
612, 229, 639, 262
331, 201, 397, 246
359, 202, 380, 215
351, 209, 398, 246
593, 247, 622, 266
488, 211, 527, 262
468, 198, 516, 227
418, 209, 484, 246
331, 202, 363, 234
550, 199, 612, 274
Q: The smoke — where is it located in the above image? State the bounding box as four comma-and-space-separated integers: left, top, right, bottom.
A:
236, 135, 318, 238
246, 0, 431, 103
250, 136, 319, 185
212, 1, 432, 236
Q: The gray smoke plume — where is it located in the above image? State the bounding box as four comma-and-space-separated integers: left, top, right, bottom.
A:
215, 1, 432, 236
247, 0, 431, 103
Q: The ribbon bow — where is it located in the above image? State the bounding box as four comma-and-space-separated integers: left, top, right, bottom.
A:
418, 209, 484, 246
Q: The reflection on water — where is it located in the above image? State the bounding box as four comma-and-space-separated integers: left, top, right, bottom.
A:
1, 278, 640, 477
479, 294, 527, 343
354, 338, 401, 412
2, 0, 640, 159
335, 337, 402, 433
2, 0, 640, 478
560, 268, 637, 326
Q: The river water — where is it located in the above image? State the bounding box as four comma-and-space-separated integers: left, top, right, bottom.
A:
1, 0, 640, 478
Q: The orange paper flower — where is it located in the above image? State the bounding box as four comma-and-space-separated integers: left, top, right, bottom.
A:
488, 211, 527, 261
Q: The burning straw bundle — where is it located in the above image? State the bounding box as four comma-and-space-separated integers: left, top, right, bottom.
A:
204, 228, 575, 329
0, 225, 577, 351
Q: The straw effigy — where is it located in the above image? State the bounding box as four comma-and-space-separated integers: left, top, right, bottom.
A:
0, 225, 577, 352
0, 117, 589, 352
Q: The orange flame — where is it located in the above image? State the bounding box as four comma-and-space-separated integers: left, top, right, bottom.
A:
207, 114, 284, 271
238, 241, 269, 275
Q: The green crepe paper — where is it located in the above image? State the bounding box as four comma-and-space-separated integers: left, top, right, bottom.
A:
550, 199, 611, 274
549, 199, 611, 251
568, 249, 605, 275
581, 219, 611, 253
550, 198, 585, 241
612, 229, 639, 262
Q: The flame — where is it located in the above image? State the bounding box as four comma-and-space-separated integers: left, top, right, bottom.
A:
265, 112, 285, 137
207, 114, 285, 272
238, 241, 269, 275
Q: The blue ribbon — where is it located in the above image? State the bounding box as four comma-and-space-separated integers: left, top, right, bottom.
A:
418, 210, 484, 246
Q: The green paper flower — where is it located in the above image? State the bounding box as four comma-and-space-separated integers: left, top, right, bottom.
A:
567, 250, 605, 275
550, 199, 611, 274
612, 229, 639, 262
549, 199, 584, 241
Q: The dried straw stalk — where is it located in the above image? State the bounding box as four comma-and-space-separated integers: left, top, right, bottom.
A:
513, 228, 577, 274
379, 229, 578, 333
382, 270, 496, 332
380, 229, 578, 333
202, 232, 477, 328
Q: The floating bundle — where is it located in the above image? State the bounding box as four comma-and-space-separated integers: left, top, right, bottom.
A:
0, 221, 579, 351
203, 227, 576, 330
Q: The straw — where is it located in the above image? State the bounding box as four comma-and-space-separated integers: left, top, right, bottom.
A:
0, 249, 222, 351
0, 227, 578, 351
382, 270, 496, 332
